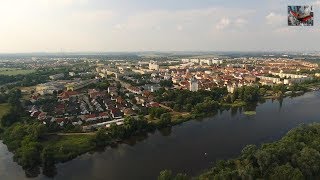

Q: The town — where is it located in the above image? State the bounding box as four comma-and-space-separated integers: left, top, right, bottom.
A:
1, 54, 319, 133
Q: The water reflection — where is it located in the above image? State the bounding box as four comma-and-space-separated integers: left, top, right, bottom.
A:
25, 166, 40, 178
243, 102, 258, 112
230, 107, 238, 117
124, 132, 149, 146
159, 127, 172, 136
42, 165, 57, 178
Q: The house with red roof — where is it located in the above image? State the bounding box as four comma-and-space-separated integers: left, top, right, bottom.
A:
146, 102, 160, 108
98, 112, 109, 119
110, 108, 123, 119
37, 112, 47, 121
83, 114, 97, 122
58, 91, 79, 101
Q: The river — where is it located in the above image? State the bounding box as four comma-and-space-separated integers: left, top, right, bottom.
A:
1, 91, 320, 180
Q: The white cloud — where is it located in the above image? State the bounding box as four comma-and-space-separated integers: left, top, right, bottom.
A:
313, 1, 320, 7
234, 18, 248, 27
215, 18, 231, 30
215, 17, 248, 30
177, 25, 183, 31
266, 12, 286, 26
70, 10, 115, 23
2, 1, 319, 52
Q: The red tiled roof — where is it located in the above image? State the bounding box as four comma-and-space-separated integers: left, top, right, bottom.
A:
32, 111, 41, 117
85, 114, 96, 119
59, 91, 79, 99
99, 112, 109, 117
149, 102, 160, 107
55, 118, 65, 123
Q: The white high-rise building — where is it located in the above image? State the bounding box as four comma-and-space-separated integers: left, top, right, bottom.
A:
212, 59, 223, 65
149, 61, 160, 71
181, 59, 190, 63
189, 76, 199, 92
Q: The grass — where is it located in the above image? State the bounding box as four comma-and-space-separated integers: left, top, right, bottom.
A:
42, 134, 95, 162
0, 68, 35, 76
0, 103, 11, 120
243, 111, 257, 116
222, 101, 246, 107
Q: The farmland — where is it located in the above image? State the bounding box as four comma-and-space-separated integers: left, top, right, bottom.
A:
0, 68, 35, 75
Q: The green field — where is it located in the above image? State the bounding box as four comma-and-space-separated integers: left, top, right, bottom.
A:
42, 134, 94, 162
0, 68, 35, 75
243, 111, 257, 116
0, 103, 10, 120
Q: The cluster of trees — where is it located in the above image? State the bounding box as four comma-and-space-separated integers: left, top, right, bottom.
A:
158, 170, 188, 180
149, 107, 169, 119
2, 122, 47, 169
1, 89, 23, 127
148, 107, 172, 127
155, 88, 228, 113
259, 84, 307, 97
93, 116, 154, 147
0, 67, 76, 88
93, 115, 174, 148
232, 86, 261, 103
196, 123, 320, 179
0, 87, 8, 103
159, 80, 173, 88
94, 80, 110, 90
192, 99, 219, 115
158, 113, 172, 128
119, 74, 150, 86
288, 84, 308, 92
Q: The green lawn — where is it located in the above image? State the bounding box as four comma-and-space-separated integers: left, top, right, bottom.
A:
0, 68, 35, 75
222, 101, 246, 107
0, 103, 10, 120
243, 111, 257, 116
42, 134, 95, 162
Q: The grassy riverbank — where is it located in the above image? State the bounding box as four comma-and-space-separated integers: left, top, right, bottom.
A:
41, 134, 95, 163
0, 87, 315, 178
0, 103, 10, 120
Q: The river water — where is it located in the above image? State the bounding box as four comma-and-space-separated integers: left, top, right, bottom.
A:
1, 91, 320, 180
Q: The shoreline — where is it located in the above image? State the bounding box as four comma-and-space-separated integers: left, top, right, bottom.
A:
0, 90, 317, 178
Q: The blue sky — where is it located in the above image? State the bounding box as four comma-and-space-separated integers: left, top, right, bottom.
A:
0, 0, 319, 53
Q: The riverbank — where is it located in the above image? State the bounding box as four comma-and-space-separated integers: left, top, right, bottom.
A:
0, 88, 316, 179
1, 91, 320, 179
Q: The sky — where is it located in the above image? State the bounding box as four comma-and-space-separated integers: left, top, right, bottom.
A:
0, 0, 320, 53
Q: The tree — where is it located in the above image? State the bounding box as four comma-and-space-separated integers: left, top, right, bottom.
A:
173, 104, 181, 112
159, 113, 172, 128
149, 107, 168, 119
1, 108, 20, 127
174, 173, 189, 180
225, 95, 232, 103
42, 147, 55, 168
269, 164, 303, 180
158, 170, 174, 180
295, 147, 320, 176
160, 80, 173, 88
16, 137, 42, 169
93, 128, 110, 147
